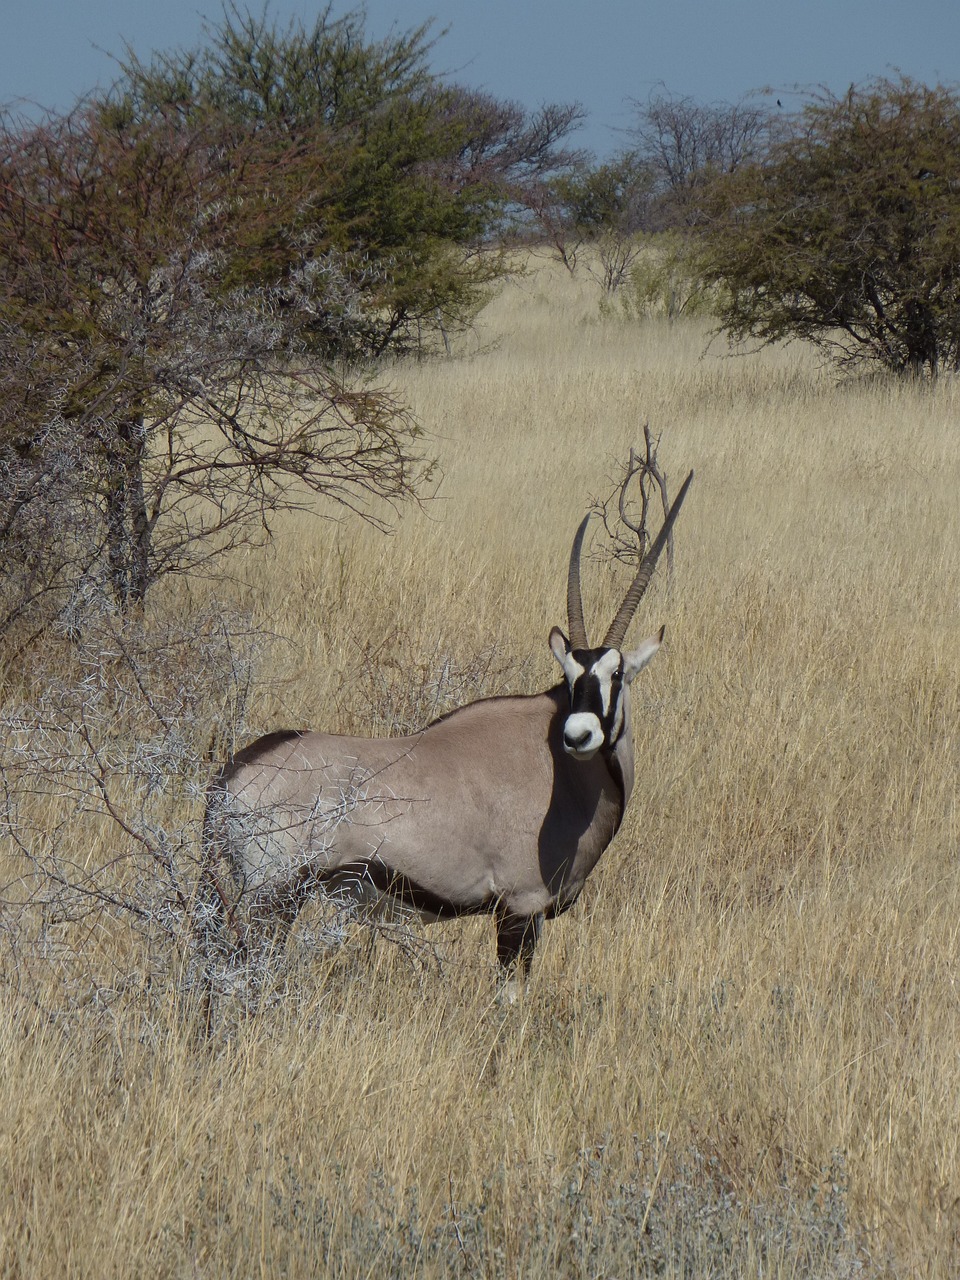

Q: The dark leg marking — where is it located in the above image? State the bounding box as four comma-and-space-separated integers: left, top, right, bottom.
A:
495, 907, 544, 975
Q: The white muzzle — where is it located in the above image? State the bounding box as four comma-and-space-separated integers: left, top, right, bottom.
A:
562, 712, 604, 759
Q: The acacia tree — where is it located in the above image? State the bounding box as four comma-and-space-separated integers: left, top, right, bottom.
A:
0, 102, 428, 618
700, 77, 960, 377
115, 4, 583, 358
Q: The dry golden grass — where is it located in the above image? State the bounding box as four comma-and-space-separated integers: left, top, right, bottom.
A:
3, 258, 960, 1276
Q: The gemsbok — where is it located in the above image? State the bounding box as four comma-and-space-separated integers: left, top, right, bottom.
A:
202, 471, 693, 981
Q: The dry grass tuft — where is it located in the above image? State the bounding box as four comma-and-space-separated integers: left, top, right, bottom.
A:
2, 259, 959, 1276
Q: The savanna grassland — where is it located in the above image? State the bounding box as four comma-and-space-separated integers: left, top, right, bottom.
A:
3, 258, 960, 1277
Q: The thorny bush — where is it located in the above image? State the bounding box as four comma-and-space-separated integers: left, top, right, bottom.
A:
0, 595, 267, 1021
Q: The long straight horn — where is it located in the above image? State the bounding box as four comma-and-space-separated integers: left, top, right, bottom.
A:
602, 470, 694, 651
566, 514, 591, 650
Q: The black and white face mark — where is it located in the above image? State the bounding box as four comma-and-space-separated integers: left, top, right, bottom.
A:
549, 627, 663, 760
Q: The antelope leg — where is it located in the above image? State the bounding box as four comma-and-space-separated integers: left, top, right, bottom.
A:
495, 907, 544, 975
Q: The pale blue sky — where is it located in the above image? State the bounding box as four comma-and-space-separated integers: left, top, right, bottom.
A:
3, 0, 958, 155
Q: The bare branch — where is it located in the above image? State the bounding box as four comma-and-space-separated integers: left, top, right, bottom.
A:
591, 428, 675, 572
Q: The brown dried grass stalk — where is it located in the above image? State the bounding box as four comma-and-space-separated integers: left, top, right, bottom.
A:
2, 258, 958, 1276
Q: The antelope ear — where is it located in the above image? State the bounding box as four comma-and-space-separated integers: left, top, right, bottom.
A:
549, 626, 571, 666
623, 626, 665, 683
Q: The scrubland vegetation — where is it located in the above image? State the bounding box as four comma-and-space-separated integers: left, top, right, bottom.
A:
3, 259, 960, 1276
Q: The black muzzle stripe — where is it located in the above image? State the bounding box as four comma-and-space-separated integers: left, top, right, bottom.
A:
567, 650, 625, 748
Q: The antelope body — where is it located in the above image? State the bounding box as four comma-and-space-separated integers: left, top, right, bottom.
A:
203, 473, 692, 976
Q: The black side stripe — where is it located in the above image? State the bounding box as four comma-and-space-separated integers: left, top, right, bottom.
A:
326, 861, 495, 921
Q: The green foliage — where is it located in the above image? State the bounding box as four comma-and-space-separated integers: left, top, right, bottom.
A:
619, 233, 716, 320
701, 76, 960, 376
551, 153, 652, 236
532, 152, 652, 282
114, 4, 581, 358
128, 3, 436, 131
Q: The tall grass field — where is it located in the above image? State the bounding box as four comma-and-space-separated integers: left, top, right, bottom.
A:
2, 258, 959, 1276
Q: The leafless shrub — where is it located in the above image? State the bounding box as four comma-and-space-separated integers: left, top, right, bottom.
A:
628, 90, 776, 230
261, 1139, 865, 1276
588, 233, 647, 296
0, 596, 273, 1025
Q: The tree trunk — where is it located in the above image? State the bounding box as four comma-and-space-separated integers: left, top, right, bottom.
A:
903, 300, 939, 378
104, 417, 153, 611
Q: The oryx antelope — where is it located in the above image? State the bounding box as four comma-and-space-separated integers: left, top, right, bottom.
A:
202, 471, 693, 979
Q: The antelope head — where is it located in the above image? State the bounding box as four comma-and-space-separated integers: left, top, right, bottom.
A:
550, 471, 693, 760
